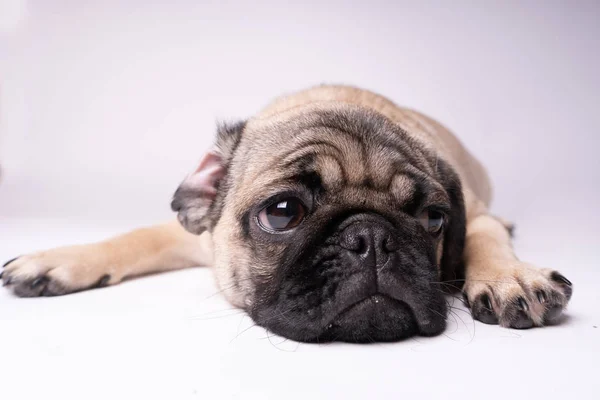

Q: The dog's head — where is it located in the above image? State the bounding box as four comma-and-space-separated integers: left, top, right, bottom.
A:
172, 104, 466, 342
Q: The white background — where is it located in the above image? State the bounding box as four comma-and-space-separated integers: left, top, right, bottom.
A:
1, 1, 599, 399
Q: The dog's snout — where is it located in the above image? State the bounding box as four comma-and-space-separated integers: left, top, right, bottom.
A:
340, 222, 399, 256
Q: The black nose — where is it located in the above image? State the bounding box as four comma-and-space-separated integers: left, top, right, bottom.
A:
340, 222, 399, 257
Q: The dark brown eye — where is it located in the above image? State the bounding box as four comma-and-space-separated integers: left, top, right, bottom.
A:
258, 198, 306, 232
419, 209, 445, 235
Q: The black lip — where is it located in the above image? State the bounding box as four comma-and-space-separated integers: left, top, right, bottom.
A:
331, 293, 398, 321
311, 294, 419, 343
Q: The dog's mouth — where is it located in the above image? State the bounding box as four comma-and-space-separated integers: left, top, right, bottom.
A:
311, 294, 421, 343
251, 287, 448, 343
335, 294, 409, 321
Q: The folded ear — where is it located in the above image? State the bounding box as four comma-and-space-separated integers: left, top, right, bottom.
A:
436, 159, 467, 285
171, 120, 246, 234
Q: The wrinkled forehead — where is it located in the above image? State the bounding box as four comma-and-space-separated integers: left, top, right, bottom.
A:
229, 106, 448, 212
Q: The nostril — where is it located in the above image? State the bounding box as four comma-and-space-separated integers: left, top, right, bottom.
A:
340, 234, 367, 253
355, 237, 367, 253
383, 236, 399, 253
340, 224, 398, 255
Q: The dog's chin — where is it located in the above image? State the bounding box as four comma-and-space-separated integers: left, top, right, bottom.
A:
311, 294, 439, 343
254, 294, 447, 344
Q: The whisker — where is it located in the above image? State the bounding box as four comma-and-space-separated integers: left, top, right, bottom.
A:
229, 306, 296, 343
430, 281, 463, 292
265, 330, 300, 352
431, 278, 521, 286
188, 311, 246, 321
428, 288, 477, 343
202, 277, 255, 300
188, 307, 242, 317
443, 302, 460, 335
229, 322, 258, 343
447, 305, 476, 344
235, 313, 249, 337
443, 332, 459, 341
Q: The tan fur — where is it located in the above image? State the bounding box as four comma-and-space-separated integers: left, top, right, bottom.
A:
258, 85, 492, 207
2, 85, 570, 329
2, 221, 212, 296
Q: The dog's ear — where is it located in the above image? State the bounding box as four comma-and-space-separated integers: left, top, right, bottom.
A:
171, 120, 246, 234
436, 159, 467, 285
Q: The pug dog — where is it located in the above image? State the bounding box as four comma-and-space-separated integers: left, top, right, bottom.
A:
1, 85, 573, 342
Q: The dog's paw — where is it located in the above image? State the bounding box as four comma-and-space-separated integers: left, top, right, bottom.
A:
1, 246, 113, 297
463, 264, 573, 329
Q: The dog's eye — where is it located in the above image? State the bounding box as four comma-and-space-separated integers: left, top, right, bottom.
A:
258, 198, 306, 232
419, 209, 445, 235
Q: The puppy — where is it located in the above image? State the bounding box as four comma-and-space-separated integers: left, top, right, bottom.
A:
1, 85, 572, 342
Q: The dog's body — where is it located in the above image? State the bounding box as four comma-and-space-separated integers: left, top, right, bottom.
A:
1, 85, 572, 342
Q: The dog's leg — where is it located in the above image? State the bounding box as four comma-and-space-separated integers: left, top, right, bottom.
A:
462, 213, 573, 328
1, 221, 212, 297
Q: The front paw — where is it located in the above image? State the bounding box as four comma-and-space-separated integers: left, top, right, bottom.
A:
1, 246, 113, 297
463, 265, 573, 329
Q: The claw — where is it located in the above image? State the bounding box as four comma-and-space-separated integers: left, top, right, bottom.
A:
517, 297, 529, 311
551, 272, 572, 286
536, 290, 547, 304
31, 276, 48, 289
3, 257, 19, 268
